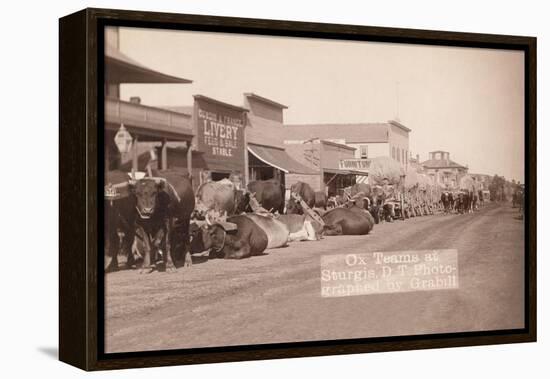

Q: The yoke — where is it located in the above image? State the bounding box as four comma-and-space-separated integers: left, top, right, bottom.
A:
290, 192, 325, 227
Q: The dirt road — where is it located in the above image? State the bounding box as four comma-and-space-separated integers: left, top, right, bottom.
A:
105, 203, 525, 353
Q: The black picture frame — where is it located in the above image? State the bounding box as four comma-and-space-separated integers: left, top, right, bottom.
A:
59, 8, 537, 371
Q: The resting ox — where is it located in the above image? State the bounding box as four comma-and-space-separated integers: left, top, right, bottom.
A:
346, 191, 371, 213
344, 203, 375, 226
190, 215, 268, 259
246, 214, 290, 249
322, 207, 374, 236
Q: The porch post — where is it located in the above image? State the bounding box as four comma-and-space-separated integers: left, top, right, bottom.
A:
132, 135, 139, 175
187, 139, 193, 176
243, 119, 249, 186
160, 139, 167, 170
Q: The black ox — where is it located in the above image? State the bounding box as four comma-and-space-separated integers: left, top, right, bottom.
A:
105, 170, 195, 273
247, 179, 285, 213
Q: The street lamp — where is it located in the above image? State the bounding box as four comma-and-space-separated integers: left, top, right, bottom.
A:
114, 124, 133, 154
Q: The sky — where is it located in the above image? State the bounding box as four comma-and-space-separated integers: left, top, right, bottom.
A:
115, 27, 525, 182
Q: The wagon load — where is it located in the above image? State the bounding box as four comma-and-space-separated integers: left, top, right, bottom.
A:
423, 175, 439, 204
417, 173, 433, 190
368, 156, 405, 185
404, 166, 420, 189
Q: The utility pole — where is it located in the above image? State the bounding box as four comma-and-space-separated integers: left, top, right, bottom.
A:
395, 81, 401, 122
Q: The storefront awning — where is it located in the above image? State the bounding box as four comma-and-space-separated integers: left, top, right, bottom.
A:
324, 168, 368, 176
248, 145, 317, 175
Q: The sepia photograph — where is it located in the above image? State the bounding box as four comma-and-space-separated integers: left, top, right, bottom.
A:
102, 25, 526, 354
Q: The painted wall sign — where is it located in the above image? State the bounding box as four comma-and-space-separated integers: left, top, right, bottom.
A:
339, 158, 371, 171
194, 96, 247, 173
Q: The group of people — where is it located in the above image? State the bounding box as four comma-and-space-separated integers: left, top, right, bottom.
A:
512, 185, 525, 213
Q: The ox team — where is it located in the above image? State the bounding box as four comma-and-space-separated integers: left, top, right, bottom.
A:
105, 167, 483, 273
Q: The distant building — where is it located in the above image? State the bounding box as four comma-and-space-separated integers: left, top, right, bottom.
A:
284, 138, 359, 195
421, 151, 468, 188
283, 120, 411, 169
469, 173, 492, 190
281, 120, 411, 194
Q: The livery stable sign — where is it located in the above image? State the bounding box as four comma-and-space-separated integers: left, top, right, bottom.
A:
339, 158, 370, 172
194, 96, 247, 173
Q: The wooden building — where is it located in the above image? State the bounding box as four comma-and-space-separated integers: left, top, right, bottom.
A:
164, 93, 316, 190
104, 27, 194, 177
158, 95, 248, 189
244, 93, 317, 188
284, 120, 411, 169
284, 139, 362, 196
282, 120, 411, 195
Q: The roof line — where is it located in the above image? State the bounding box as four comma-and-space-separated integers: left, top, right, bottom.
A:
388, 119, 412, 132
321, 139, 356, 151
248, 142, 285, 151
421, 163, 468, 169
285, 122, 388, 127
158, 105, 194, 116
193, 95, 249, 113
244, 93, 288, 109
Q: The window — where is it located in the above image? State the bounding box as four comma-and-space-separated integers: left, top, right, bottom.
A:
402, 149, 405, 163
396, 147, 401, 162
360, 145, 368, 159
392, 146, 396, 159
